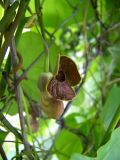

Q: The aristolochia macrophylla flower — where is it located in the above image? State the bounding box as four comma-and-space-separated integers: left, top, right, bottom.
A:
38, 55, 81, 119
47, 55, 81, 101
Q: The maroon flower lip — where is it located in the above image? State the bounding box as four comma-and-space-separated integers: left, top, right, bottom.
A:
47, 55, 81, 101
47, 78, 75, 101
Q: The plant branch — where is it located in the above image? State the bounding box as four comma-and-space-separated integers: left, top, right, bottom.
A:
107, 78, 120, 86
43, 125, 62, 160
35, 0, 49, 72
10, 37, 33, 160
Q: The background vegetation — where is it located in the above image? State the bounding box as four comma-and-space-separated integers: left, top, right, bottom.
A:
0, 0, 120, 159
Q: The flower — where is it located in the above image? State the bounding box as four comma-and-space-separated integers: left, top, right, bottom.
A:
38, 55, 81, 119
47, 55, 81, 100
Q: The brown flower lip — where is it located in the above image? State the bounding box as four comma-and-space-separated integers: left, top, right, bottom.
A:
47, 77, 76, 101
59, 56, 81, 86
47, 55, 81, 101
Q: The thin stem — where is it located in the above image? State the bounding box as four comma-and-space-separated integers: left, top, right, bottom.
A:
51, 6, 79, 36
43, 125, 62, 160
107, 78, 120, 86
20, 89, 31, 134
10, 37, 33, 160
21, 89, 39, 159
35, 0, 45, 39
35, 0, 49, 72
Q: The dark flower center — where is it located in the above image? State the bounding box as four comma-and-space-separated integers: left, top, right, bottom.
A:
56, 71, 65, 82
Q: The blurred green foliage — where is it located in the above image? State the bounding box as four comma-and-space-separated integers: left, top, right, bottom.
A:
0, 0, 120, 159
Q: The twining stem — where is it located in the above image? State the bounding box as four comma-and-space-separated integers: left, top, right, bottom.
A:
20, 89, 31, 134
35, 0, 49, 72
11, 37, 33, 160
21, 88, 38, 160
43, 125, 62, 160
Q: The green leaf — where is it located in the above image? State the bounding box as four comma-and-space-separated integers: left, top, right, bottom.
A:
97, 127, 120, 160
0, 129, 8, 142
42, 0, 93, 28
55, 129, 83, 160
70, 128, 120, 160
65, 113, 92, 132
101, 86, 120, 130
7, 100, 18, 116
